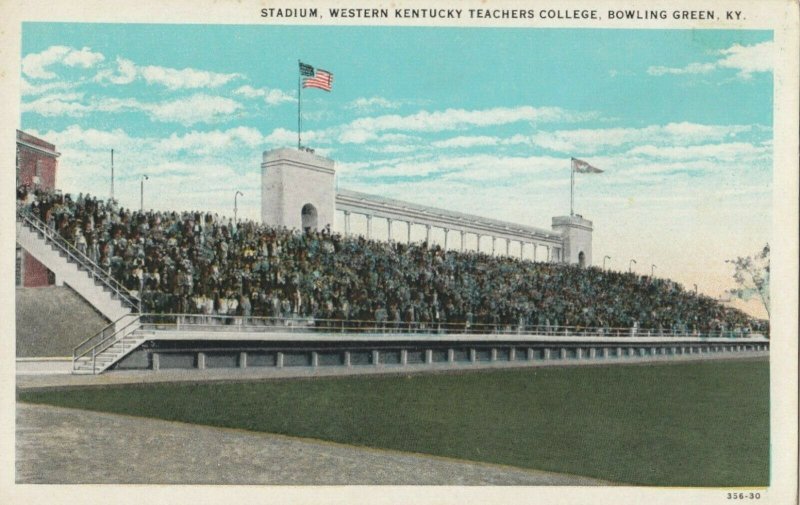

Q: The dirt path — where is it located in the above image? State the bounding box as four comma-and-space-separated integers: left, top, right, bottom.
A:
16, 402, 611, 485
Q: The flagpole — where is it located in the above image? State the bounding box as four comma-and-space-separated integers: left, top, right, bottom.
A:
570, 158, 575, 216
297, 60, 302, 150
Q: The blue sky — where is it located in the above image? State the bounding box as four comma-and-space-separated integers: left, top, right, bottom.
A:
19, 24, 773, 315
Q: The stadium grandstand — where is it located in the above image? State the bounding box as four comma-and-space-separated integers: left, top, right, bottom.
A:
18, 186, 765, 337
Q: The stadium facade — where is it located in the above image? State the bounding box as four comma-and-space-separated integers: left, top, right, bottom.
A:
261, 148, 593, 266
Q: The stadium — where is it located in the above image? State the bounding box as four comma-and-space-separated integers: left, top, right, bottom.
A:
12, 23, 778, 489
15, 132, 769, 486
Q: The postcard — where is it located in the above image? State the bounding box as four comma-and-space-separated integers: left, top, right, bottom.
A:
2, 0, 797, 504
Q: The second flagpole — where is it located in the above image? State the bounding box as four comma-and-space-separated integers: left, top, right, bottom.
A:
570, 158, 574, 216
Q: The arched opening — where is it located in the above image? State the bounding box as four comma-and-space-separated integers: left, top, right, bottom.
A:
301, 203, 318, 231
578, 251, 586, 267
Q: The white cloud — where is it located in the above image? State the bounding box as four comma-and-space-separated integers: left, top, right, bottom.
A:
647, 41, 773, 79
431, 134, 531, 149
647, 62, 716, 76
531, 122, 753, 153
20, 92, 90, 116
340, 106, 592, 142
94, 58, 243, 89
234, 85, 295, 105
20, 78, 77, 96
157, 127, 264, 154
145, 94, 243, 125
347, 96, 400, 112
22, 45, 105, 79
626, 142, 770, 161
94, 57, 138, 85
717, 41, 774, 78
140, 65, 243, 89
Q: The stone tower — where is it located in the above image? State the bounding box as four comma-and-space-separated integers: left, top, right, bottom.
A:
261, 148, 336, 231
552, 215, 593, 267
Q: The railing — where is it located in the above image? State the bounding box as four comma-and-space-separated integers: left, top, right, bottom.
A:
72, 313, 142, 374
17, 207, 139, 311
138, 313, 767, 340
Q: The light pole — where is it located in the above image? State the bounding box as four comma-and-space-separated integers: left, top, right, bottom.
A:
651, 264, 657, 277
629, 259, 637, 273
603, 255, 611, 269
140, 175, 148, 211
234, 190, 243, 223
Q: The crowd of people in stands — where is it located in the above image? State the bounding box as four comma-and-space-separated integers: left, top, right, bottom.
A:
17, 186, 766, 335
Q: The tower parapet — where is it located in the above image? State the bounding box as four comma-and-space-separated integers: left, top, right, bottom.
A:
552, 215, 593, 267
261, 148, 336, 231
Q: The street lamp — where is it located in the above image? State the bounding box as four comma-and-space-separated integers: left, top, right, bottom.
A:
603, 255, 611, 269
140, 175, 149, 211
629, 259, 637, 273
234, 190, 243, 223
651, 264, 657, 277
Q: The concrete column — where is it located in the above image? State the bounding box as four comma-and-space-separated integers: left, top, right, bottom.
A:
527, 348, 535, 360
448, 348, 455, 363
366, 214, 373, 239
197, 352, 206, 370
628, 348, 636, 357
372, 350, 380, 366
576, 348, 583, 359
470, 349, 477, 363
425, 349, 433, 364
519, 241, 524, 259
602, 348, 610, 358
505, 238, 510, 256
425, 224, 431, 244
240, 352, 247, 369
589, 348, 597, 359
639, 348, 647, 357
492, 236, 496, 255
401, 349, 408, 365
617, 347, 623, 357
443, 228, 449, 250
476, 234, 482, 252
344, 351, 351, 366
491, 348, 498, 361
532, 243, 538, 261
276, 352, 284, 368
651, 347, 658, 356
560, 348, 567, 359
407, 222, 412, 244
543, 348, 551, 360
387, 218, 393, 241
509, 348, 516, 361
344, 211, 351, 236
460, 230, 466, 252
547, 246, 552, 262
311, 351, 319, 367
151, 352, 160, 371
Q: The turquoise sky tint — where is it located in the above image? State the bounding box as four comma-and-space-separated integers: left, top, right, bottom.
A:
19, 23, 773, 314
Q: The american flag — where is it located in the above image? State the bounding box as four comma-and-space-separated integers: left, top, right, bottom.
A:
303, 68, 333, 92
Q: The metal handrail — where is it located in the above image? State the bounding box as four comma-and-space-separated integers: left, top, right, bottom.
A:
73, 313, 137, 364
17, 207, 139, 311
73, 314, 142, 374
136, 313, 767, 340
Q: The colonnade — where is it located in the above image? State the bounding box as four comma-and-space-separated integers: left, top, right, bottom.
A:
340, 209, 560, 262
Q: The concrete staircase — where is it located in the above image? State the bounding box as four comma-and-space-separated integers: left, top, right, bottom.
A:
72, 325, 154, 374
16, 210, 137, 322
17, 209, 146, 374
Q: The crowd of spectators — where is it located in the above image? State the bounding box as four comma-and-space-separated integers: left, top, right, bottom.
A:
18, 187, 766, 335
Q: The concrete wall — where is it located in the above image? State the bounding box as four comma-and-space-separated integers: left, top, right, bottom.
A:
261, 148, 336, 231
16, 286, 109, 357
552, 215, 593, 266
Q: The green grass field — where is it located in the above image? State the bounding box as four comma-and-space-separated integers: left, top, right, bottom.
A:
18, 358, 769, 486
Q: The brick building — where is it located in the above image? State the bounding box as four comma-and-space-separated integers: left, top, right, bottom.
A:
16, 129, 60, 287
